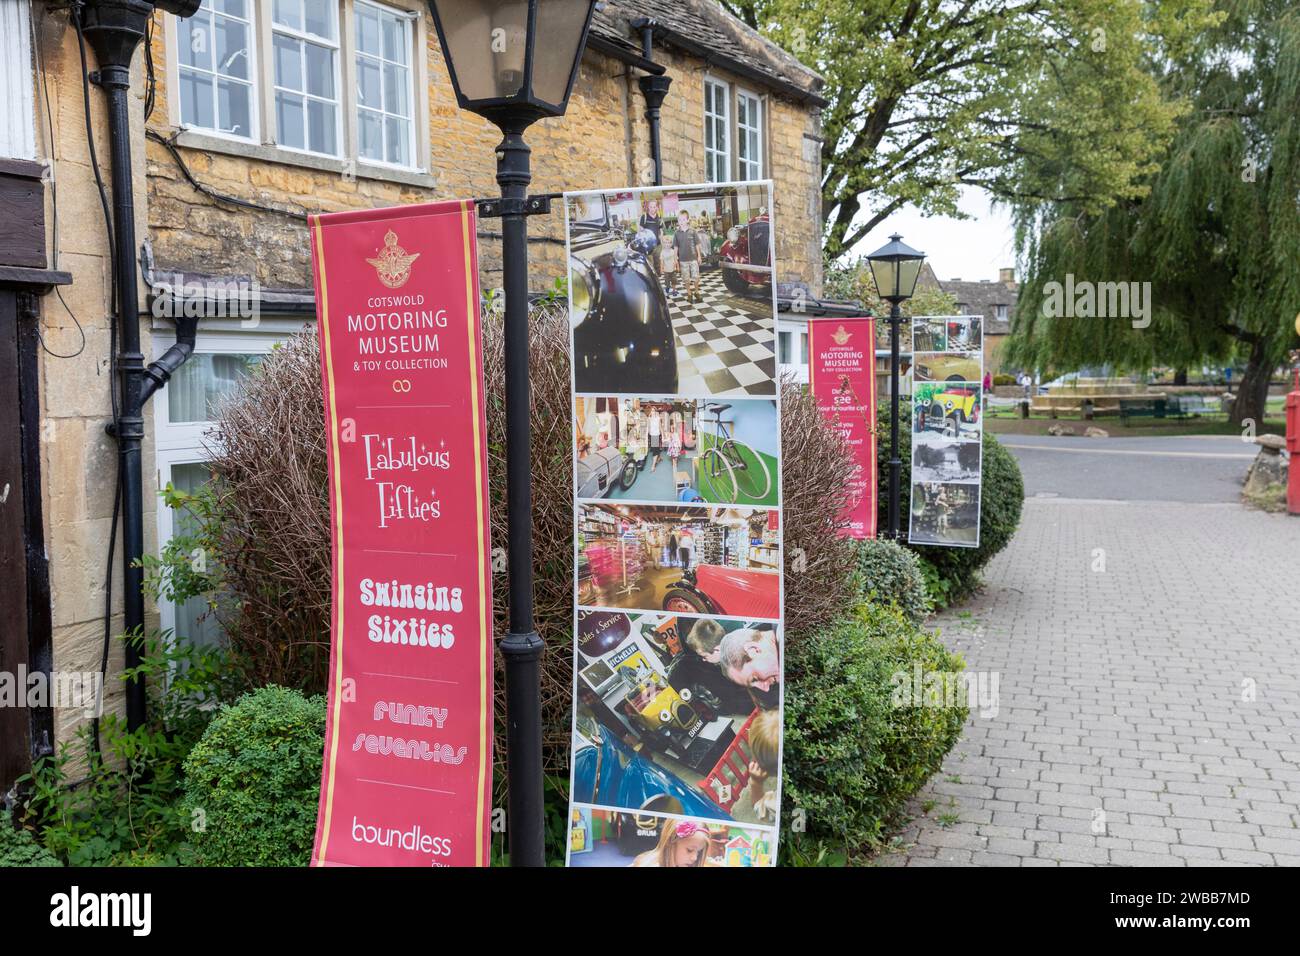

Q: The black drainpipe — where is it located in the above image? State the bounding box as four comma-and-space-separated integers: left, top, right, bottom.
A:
631, 19, 671, 186
78, 0, 199, 731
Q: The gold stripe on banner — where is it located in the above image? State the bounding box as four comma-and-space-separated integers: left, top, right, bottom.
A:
460, 199, 489, 867
314, 215, 348, 866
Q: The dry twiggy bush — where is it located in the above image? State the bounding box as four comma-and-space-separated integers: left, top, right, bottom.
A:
480, 302, 576, 787
209, 331, 331, 690
777, 373, 858, 641
209, 307, 860, 798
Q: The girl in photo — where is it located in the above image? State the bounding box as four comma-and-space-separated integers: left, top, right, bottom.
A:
667, 410, 684, 472
631, 820, 713, 867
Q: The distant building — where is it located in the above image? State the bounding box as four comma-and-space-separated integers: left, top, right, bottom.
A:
940, 268, 1018, 373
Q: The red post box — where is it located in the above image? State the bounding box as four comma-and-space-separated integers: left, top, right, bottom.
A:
1287, 376, 1300, 515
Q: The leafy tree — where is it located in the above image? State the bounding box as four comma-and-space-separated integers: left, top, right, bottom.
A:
722, 0, 1215, 256
1007, 0, 1300, 425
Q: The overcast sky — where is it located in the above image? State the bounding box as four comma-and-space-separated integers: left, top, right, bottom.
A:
857, 187, 1018, 284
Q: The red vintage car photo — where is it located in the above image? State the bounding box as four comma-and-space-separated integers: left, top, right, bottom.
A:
718, 213, 773, 296
662, 564, 780, 620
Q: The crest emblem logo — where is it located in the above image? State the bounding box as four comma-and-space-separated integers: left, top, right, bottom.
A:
365, 229, 420, 289
831, 324, 852, 346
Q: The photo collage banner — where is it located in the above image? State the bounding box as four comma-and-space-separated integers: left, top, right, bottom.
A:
908, 315, 984, 548
565, 182, 784, 868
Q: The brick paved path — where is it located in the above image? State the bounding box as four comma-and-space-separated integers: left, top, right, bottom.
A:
882, 498, 1300, 867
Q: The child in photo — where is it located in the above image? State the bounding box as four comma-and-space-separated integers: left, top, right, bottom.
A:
660, 233, 679, 296
647, 407, 662, 471
731, 708, 780, 825
631, 820, 714, 867
667, 410, 683, 472
673, 210, 702, 303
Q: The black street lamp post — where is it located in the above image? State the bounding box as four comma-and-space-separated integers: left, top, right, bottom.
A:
426, 0, 597, 867
865, 234, 926, 540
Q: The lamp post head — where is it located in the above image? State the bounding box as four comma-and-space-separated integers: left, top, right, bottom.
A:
865, 232, 926, 304
426, 0, 597, 129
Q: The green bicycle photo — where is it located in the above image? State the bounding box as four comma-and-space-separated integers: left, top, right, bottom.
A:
695, 402, 778, 505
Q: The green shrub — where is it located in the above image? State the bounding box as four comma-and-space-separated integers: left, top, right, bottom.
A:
0, 811, 61, 867
993, 373, 1016, 386
874, 407, 1024, 605
781, 604, 968, 852
17, 632, 237, 867
849, 538, 931, 622
182, 686, 325, 866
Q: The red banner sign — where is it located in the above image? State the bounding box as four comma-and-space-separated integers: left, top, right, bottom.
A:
308, 200, 492, 867
809, 318, 878, 538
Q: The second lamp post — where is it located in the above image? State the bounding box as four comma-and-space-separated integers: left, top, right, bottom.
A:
865, 233, 926, 540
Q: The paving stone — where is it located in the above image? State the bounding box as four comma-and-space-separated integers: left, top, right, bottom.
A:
889, 499, 1300, 868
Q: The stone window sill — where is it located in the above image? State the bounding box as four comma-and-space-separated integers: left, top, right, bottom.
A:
172, 129, 439, 190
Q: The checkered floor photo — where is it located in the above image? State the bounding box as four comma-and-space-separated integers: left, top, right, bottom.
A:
668, 270, 777, 397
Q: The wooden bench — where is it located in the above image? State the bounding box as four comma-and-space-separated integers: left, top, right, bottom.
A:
1166, 394, 1219, 419
1119, 398, 1167, 425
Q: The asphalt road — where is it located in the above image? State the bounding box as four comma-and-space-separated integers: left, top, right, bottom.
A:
997, 434, 1260, 503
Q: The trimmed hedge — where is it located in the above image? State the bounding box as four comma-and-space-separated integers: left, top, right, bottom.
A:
182, 686, 325, 866
875, 407, 1024, 605
849, 538, 931, 622
782, 604, 968, 850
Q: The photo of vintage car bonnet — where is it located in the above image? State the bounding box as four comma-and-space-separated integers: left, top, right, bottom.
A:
567, 183, 777, 398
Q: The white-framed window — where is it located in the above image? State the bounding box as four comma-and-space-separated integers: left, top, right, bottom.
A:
704, 77, 730, 183
776, 321, 809, 384
153, 332, 287, 649
704, 78, 767, 182
354, 0, 415, 166
995, 304, 1009, 321
736, 88, 763, 179
271, 0, 341, 155
167, 0, 427, 172
178, 0, 257, 139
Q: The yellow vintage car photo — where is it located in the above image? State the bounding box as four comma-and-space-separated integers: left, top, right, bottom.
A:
914, 353, 981, 383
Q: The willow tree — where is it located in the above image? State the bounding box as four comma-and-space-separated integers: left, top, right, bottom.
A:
1008, 0, 1300, 425
722, 0, 1215, 256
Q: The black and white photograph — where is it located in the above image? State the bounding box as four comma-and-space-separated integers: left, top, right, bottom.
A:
911, 434, 982, 484
908, 481, 981, 547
